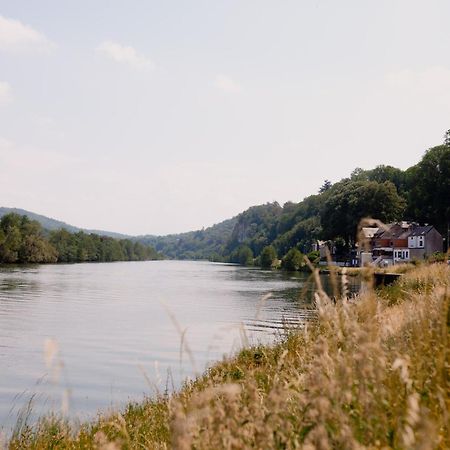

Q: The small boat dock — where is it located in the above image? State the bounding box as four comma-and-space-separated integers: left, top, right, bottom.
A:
373, 272, 402, 287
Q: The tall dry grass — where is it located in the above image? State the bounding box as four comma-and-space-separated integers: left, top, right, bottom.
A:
6, 263, 450, 449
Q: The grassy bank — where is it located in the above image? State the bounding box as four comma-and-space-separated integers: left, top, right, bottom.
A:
6, 263, 449, 449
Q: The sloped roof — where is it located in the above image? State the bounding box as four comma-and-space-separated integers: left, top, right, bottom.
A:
374, 223, 411, 240
409, 225, 434, 236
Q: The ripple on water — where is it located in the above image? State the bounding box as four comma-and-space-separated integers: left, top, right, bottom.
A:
0, 261, 359, 428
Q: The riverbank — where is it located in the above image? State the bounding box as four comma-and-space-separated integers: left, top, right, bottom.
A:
6, 263, 449, 449
319, 262, 420, 276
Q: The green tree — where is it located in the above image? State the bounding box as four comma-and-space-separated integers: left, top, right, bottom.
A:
0, 213, 59, 263
0, 214, 23, 262
350, 167, 368, 180
321, 180, 406, 244
366, 165, 407, 195
19, 235, 58, 263
260, 245, 277, 268
49, 229, 78, 262
0, 225, 21, 262
281, 248, 303, 271
237, 245, 254, 266
319, 180, 332, 193
405, 145, 450, 235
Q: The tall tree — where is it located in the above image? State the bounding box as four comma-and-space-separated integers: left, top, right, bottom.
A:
281, 248, 304, 271
321, 180, 406, 244
405, 145, 450, 235
237, 246, 254, 266
445, 129, 450, 147
319, 180, 332, 193
260, 245, 277, 268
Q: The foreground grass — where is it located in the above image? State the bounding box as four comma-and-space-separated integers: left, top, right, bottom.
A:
7, 264, 449, 449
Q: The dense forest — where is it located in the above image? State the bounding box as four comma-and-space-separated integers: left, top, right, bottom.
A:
137, 217, 237, 261
140, 134, 450, 265
0, 213, 161, 264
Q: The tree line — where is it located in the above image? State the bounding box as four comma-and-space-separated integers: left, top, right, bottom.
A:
0, 213, 161, 264
139, 133, 450, 269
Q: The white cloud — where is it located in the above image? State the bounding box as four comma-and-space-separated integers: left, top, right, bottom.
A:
0, 81, 12, 104
213, 74, 242, 93
96, 41, 154, 70
0, 15, 55, 53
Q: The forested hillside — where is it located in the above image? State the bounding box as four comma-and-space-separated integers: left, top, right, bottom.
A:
138, 217, 237, 260
0, 207, 130, 239
138, 137, 449, 263
0, 213, 161, 264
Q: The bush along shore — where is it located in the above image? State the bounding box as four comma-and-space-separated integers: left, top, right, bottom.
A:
6, 263, 450, 449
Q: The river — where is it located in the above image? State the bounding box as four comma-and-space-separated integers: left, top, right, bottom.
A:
0, 260, 359, 428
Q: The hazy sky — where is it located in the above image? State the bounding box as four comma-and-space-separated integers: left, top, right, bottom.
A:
0, 1, 449, 235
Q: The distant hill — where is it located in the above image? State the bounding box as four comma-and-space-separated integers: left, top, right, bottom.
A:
0, 207, 131, 239
137, 217, 238, 260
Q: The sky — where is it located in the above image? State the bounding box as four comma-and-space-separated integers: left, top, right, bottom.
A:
0, 1, 449, 235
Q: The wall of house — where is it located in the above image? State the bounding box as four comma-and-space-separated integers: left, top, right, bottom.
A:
374, 238, 390, 248
393, 248, 410, 263
425, 229, 443, 254
408, 236, 419, 248
409, 229, 442, 260
393, 239, 408, 248
410, 248, 426, 260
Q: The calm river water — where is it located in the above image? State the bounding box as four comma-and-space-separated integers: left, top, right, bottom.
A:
0, 260, 358, 428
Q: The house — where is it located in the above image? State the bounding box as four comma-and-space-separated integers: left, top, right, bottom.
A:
372, 222, 411, 266
363, 222, 443, 266
407, 225, 443, 260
